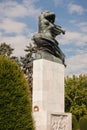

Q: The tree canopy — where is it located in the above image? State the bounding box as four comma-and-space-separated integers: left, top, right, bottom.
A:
20, 43, 36, 98
0, 43, 14, 57
65, 74, 87, 121
0, 55, 34, 130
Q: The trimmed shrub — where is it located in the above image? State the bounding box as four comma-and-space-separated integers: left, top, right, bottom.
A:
0, 55, 34, 130
79, 115, 87, 130
72, 115, 78, 130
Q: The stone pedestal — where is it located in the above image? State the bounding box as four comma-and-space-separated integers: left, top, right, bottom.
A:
32, 58, 72, 130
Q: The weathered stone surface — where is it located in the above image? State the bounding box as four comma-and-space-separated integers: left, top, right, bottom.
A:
51, 113, 72, 130
32, 59, 66, 130
33, 59, 64, 113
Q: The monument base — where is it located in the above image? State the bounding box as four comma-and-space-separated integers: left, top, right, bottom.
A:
51, 113, 72, 130
33, 112, 72, 130
33, 58, 72, 130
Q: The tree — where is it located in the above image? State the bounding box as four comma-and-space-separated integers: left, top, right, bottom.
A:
0, 43, 14, 57
20, 43, 37, 98
72, 115, 78, 130
79, 115, 87, 130
0, 55, 34, 130
65, 74, 87, 121
0, 42, 20, 64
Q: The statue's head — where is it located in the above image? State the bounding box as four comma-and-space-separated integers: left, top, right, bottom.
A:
40, 10, 55, 23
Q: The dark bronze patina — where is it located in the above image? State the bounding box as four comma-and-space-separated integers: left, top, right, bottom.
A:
33, 11, 65, 64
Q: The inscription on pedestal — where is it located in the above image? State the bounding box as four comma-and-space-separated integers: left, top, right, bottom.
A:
51, 114, 72, 130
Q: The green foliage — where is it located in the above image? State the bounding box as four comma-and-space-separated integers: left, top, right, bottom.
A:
72, 115, 78, 130
70, 104, 87, 121
0, 55, 34, 130
79, 115, 87, 130
0, 42, 19, 65
20, 43, 36, 98
65, 74, 87, 121
0, 43, 14, 57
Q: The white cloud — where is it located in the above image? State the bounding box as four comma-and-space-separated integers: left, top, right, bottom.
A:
0, 18, 27, 34
59, 31, 81, 44
68, 3, 85, 15
65, 53, 87, 76
70, 21, 87, 33
58, 26, 87, 76
23, 0, 39, 5
0, 0, 41, 42
0, 0, 41, 18
76, 22, 87, 33
76, 48, 87, 55
0, 0, 86, 76
0, 35, 32, 57
59, 21, 87, 48
59, 30, 87, 46
0, 0, 40, 57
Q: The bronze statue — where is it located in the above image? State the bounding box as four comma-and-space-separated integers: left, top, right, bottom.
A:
33, 10, 65, 64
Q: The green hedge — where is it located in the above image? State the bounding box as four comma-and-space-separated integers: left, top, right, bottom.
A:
79, 115, 87, 130
0, 55, 34, 130
72, 115, 78, 130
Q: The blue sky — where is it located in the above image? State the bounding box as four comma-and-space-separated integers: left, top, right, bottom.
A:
0, 0, 87, 76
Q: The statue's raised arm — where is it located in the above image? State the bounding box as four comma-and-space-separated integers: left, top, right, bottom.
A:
33, 10, 65, 65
